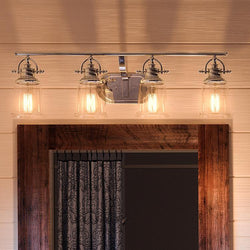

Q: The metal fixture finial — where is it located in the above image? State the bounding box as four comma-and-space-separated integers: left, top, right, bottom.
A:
12, 56, 44, 85
75, 55, 114, 103
199, 55, 231, 85
75, 55, 107, 84
138, 56, 169, 84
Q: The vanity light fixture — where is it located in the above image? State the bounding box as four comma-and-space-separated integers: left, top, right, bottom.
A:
75, 55, 114, 117
137, 56, 169, 116
13, 52, 229, 118
12, 56, 44, 116
199, 55, 231, 116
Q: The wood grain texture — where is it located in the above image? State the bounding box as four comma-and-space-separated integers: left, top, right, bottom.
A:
18, 125, 50, 250
198, 125, 230, 250
50, 124, 198, 150
18, 124, 229, 250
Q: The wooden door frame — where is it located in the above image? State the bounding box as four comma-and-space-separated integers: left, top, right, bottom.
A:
17, 124, 229, 250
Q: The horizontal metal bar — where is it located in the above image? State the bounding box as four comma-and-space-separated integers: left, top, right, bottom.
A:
15, 52, 228, 56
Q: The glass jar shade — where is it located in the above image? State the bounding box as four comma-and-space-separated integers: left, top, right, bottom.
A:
77, 84, 106, 117
138, 84, 167, 116
16, 85, 41, 116
202, 84, 229, 116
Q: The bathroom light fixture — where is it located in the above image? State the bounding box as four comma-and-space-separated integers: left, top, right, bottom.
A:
12, 56, 44, 116
13, 52, 229, 118
75, 55, 114, 116
199, 55, 231, 116
137, 56, 169, 115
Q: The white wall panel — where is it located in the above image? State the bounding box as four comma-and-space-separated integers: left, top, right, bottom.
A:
234, 222, 250, 237
0, 134, 15, 178
234, 237, 250, 250
0, 90, 15, 133
230, 133, 250, 176
0, 179, 16, 223
41, 88, 77, 116
231, 178, 250, 221
231, 90, 250, 132
0, 223, 16, 250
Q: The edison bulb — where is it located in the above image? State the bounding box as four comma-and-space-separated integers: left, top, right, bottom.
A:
16, 86, 40, 116
202, 84, 228, 116
77, 84, 106, 117
23, 93, 33, 113
86, 93, 96, 113
138, 84, 167, 116
147, 93, 158, 113
210, 93, 220, 113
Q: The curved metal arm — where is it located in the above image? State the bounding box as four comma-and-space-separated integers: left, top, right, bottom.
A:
141, 55, 166, 73
79, 55, 102, 74
152, 57, 163, 73
215, 57, 226, 73
200, 55, 231, 74
15, 56, 43, 74
141, 57, 152, 73
203, 58, 213, 73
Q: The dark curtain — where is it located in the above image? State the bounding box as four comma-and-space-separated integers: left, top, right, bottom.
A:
54, 151, 124, 250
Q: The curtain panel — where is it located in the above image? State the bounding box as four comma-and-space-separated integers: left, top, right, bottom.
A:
54, 151, 124, 250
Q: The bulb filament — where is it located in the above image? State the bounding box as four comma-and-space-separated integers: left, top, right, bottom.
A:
86, 94, 96, 113
210, 93, 220, 113
23, 93, 33, 113
148, 93, 157, 113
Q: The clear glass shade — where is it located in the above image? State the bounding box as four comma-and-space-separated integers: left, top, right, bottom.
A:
15, 85, 41, 116
138, 84, 167, 116
76, 84, 106, 117
202, 84, 229, 116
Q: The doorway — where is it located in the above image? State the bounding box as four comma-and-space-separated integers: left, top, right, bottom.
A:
124, 152, 198, 250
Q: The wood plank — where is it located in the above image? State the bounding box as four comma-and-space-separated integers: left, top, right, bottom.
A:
198, 125, 230, 250
18, 125, 50, 249
50, 124, 198, 150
